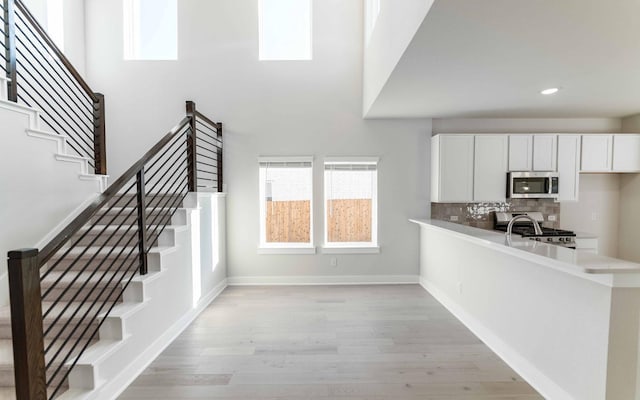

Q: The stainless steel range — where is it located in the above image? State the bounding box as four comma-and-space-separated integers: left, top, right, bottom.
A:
494, 211, 576, 248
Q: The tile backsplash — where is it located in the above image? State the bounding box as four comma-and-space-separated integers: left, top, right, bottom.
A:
431, 199, 561, 230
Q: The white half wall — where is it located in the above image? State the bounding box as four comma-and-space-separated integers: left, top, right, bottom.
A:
87, 193, 228, 399
417, 223, 626, 400
84, 0, 432, 282
363, 0, 434, 116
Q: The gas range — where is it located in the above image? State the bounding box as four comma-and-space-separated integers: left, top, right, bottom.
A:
494, 212, 576, 248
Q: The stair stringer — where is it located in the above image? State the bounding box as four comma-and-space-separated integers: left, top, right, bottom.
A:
58, 194, 228, 400
0, 101, 107, 306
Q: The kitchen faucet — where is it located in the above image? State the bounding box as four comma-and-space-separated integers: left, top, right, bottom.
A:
506, 214, 543, 243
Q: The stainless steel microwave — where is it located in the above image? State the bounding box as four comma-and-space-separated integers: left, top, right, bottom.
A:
507, 172, 559, 199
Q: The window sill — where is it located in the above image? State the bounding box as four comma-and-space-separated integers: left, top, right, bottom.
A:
258, 246, 316, 255
321, 245, 380, 254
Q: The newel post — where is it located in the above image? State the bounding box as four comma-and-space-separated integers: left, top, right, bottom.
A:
8, 248, 47, 399
217, 122, 223, 192
4, 0, 18, 102
185, 100, 198, 192
93, 92, 107, 175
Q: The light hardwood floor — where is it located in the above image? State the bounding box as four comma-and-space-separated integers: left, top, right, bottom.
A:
118, 285, 543, 399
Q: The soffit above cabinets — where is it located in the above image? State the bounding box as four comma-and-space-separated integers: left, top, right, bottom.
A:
365, 0, 640, 119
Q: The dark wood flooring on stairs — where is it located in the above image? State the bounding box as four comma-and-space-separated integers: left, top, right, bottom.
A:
118, 285, 543, 399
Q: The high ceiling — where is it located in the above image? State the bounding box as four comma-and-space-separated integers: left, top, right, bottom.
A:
365, 0, 640, 119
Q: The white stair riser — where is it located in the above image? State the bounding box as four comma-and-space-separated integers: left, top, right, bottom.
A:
68, 364, 96, 390
91, 211, 177, 227
74, 230, 141, 247
42, 284, 124, 304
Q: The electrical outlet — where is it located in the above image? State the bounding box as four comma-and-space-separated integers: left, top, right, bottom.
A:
450, 215, 459, 222
330, 257, 338, 267
548, 215, 557, 222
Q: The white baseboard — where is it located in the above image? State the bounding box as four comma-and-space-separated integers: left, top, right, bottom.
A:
90, 278, 228, 400
419, 277, 573, 400
227, 275, 419, 286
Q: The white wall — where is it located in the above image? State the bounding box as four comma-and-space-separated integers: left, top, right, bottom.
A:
19, 0, 87, 74
619, 114, 640, 263
561, 174, 621, 258
63, 0, 87, 74
362, 0, 434, 116
84, 0, 431, 282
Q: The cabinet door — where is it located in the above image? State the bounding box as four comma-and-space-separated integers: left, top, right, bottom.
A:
612, 135, 640, 172
557, 135, 580, 202
508, 135, 533, 171
435, 135, 474, 202
533, 135, 557, 171
581, 135, 612, 172
474, 135, 508, 201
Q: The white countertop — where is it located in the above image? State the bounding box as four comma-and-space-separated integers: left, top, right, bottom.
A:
410, 219, 640, 286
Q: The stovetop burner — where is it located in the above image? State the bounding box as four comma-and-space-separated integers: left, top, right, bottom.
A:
494, 226, 576, 237
493, 211, 577, 248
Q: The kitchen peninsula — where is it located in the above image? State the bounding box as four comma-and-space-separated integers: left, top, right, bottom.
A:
411, 218, 640, 400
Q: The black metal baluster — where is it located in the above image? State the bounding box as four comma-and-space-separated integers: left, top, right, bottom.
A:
136, 168, 148, 275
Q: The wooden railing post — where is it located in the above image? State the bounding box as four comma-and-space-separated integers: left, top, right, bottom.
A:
8, 248, 47, 400
135, 169, 148, 275
93, 92, 107, 175
4, 0, 18, 102
217, 122, 223, 192
185, 100, 197, 192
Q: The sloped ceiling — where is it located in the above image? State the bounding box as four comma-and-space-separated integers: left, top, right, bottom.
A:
365, 0, 640, 118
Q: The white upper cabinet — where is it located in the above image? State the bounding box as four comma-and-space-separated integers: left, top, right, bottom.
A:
474, 135, 508, 202
557, 135, 580, 202
612, 135, 640, 172
431, 135, 474, 203
508, 135, 532, 171
532, 135, 558, 171
581, 135, 613, 172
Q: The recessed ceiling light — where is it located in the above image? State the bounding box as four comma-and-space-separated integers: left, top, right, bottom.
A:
541, 88, 559, 95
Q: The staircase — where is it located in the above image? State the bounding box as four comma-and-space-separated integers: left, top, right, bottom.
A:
0, 200, 198, 399
2, 0, 225, 398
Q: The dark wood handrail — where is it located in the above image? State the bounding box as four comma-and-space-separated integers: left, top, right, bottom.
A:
13, 0, 98, 102
194, 110, 221, 134
38, 116, 191, 266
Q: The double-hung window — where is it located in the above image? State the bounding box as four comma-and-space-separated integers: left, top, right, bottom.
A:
323, 158, 379, 252
258, 157, 314, 253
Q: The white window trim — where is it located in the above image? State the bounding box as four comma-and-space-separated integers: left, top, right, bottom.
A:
258, 246, 316, 255
258, 156, 314, 252
323, 157, 379, 250
321, 245, 380, 255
